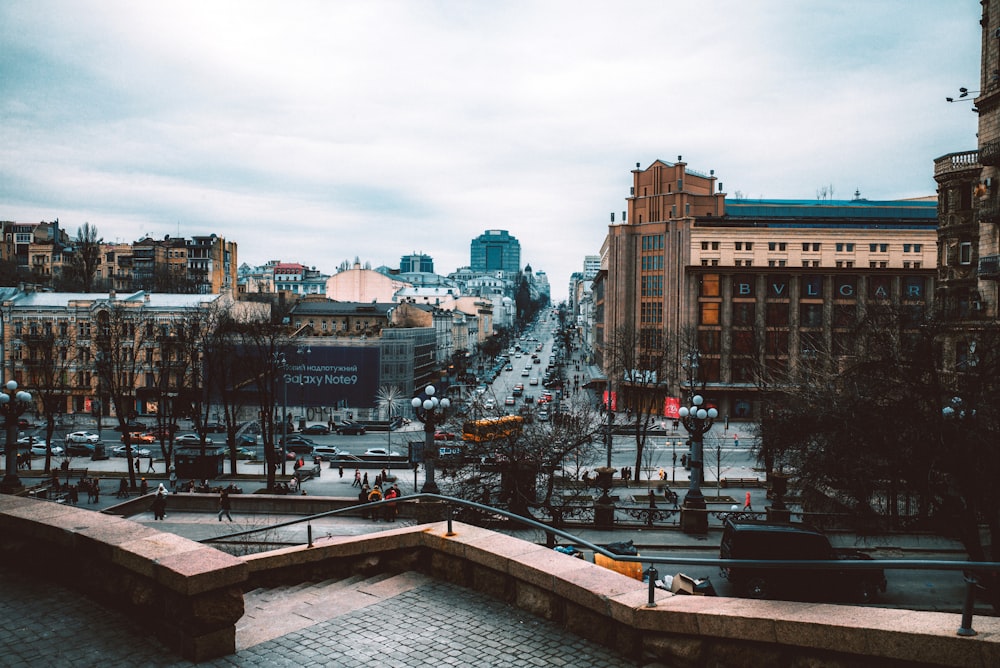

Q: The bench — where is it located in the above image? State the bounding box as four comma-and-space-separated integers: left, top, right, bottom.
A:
719, 477, 763, 488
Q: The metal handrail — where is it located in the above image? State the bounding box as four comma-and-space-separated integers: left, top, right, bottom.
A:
199, 493, 1000, 636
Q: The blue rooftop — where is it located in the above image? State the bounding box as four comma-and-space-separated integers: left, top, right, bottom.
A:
725, 199, 938, 222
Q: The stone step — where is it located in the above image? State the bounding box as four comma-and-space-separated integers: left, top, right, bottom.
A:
236, 571, 431, 650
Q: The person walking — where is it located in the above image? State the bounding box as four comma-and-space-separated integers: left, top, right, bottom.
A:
140, 478, 149, 496
352, 468, 361, 487
92, 478, 100, 504
367, 485, 383, 521
218, 488, 233, 522
168, 465, 177, 491
338, 465, 344, 479
383, 484, 398, 522
743, 491, 753, 511
146, 456, 155, 473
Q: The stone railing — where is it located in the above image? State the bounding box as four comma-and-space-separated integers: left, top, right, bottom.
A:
934, 150, 981, 178
2, 495, 999, 666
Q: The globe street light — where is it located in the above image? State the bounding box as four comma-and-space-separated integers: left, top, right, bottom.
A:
411, 384, 449, 494
678, 394, 717, 534
1, 380, 34, 494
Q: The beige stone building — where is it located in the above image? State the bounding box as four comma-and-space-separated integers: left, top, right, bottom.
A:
601, 158, 938, 420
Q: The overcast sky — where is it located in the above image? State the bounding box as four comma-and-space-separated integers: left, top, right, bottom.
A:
0, 1, 983, 301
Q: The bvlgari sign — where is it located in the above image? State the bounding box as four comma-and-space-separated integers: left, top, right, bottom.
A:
732, 274, 926, 301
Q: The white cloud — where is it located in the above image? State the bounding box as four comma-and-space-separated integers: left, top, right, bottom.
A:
0, 0, 983, 300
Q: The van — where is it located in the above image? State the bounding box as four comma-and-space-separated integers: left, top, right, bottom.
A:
720, 518, 886, 602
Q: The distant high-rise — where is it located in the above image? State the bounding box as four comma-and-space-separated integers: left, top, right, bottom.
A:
400, 253, 434, 273
471, 230, 520, 274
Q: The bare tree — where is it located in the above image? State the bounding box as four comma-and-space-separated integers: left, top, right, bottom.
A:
94, 300, 153, 489
19, 322, 74, 472
65, 223, 103, 292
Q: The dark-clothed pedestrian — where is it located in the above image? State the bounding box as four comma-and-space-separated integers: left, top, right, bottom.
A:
152, 491, 167, 520
338, 465, 344, 479
218, 488, 233, 521
140, 478, 149, 496
352, 468, 361, 487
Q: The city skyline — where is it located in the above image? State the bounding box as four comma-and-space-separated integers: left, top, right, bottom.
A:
1, 1, 983, 301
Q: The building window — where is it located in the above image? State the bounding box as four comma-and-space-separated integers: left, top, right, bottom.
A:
903, 261, 910, 269
700, 302, 720, 325
914, 244, 922, 252
800, 303, 823, 328
766, 303, 788, 326
701, 241, 709, 250
732, 302, 755, 327
802, 242, 810, 252
701, 274, 720, 297
913, 262, 920, 268
711, 241, 719, 250
960, 242, 973, 265
732, 330, 754, 354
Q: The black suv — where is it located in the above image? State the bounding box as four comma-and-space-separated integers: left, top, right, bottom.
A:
720, 518, 886, 603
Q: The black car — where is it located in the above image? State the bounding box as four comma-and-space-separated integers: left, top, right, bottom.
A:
65, 442, 96, 456
720, 518, 886, 603
280, 435, 316, 449
301, 424, 331, 435
335, 421, 366, 435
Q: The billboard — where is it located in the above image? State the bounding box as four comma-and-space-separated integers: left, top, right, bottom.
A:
281, 346, 381, 408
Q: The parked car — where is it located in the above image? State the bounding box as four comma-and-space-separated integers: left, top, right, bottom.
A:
335, 420, 366, 435
111, 445, 151, 458
301, 424, 332, 435
121, 432, 156, 444
720, 518, 887, 603
65, 431, 101, 444
29, 443, 64, 457
202, 422, 226, 433
175, 434, 212, 445
434, 430, 456, 441
235, 447, 256, 460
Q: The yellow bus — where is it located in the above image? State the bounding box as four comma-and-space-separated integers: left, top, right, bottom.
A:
462, 415, 524, 443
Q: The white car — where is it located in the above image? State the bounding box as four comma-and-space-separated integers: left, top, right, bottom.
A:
363, 448, 402, 457
483, 398, 496, 410
65, 431, 101, 444
30, 443, 64, 457
175, 434, 213, 445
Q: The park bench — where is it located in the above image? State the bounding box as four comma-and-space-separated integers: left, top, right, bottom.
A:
719, 476, 763, 488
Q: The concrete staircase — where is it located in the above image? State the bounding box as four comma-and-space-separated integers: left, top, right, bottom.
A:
236, 571, 431, 650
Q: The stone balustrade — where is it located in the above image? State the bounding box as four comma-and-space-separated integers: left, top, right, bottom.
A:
1, 495, 999, 666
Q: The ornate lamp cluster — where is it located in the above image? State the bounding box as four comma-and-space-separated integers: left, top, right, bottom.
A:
412, 385, 450, 494
677, 394, 717, 533
1, 380, 34, 494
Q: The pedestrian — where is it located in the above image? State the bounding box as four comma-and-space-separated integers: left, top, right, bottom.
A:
134, 456, 140, 473
117, 478, 129, 498
140, 478, 149, 496
353, 468, 361, 487
743, 491, 753, 511
362, 472, 369, 487
146, 456, 155, 473
92, 478, 100, 504
658, 468, 665, 481
218, 488, 233, 522
383, 485, 398, 522
338, 465, 344, 479
168, 465, 177, 491
151, 491, 167, 520
367, 485, 383, 521
68, 484, 78, 505
734, 433, 740, 448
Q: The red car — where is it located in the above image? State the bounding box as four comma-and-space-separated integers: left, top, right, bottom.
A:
434, 431, 456, 441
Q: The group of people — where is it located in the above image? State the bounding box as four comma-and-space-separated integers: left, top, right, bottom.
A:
359, 481, 401, 522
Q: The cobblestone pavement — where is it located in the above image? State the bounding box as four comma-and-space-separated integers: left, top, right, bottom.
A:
0, 570, 636, 667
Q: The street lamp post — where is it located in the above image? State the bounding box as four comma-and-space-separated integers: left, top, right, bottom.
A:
1, 380, 34, 494
411, 384, 449, 494
678, 393, 717, 534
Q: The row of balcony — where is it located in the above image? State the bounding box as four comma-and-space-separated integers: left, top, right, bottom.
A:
979, 254, 1000, 280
